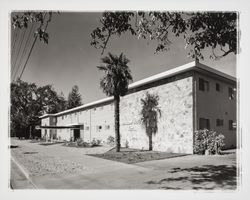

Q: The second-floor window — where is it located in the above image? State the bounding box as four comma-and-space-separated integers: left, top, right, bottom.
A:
199, 78, 209, 92
216, 83, 221, 92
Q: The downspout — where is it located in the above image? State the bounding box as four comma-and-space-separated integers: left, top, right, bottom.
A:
90, 109, 92, 142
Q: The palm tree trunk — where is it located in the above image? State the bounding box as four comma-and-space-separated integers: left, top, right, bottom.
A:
149, 133, 153, 151
114, 95, 120, 152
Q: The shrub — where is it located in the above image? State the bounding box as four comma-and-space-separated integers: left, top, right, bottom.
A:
76, 138, 83, 146
91, 138, 101, 147
76, 138, 90, 147
194, 129, 225, 155
125, 140, 129, 148
107, 135, 115, 145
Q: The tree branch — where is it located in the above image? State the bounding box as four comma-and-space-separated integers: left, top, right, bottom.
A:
101, 30, 111, 55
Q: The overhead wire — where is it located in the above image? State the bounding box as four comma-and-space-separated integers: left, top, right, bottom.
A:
11, 28, 20, 68
19, 12, 50, 79
11, 27, 27, 79
12, 22, 35, 81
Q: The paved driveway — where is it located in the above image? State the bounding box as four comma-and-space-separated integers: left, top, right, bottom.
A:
10, 139, 238, 190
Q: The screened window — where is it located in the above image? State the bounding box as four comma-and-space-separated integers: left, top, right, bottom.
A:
199, 118, 210, 130
216, 119, 224, 127
199, 78, 209, 92
216, 83, 221, 92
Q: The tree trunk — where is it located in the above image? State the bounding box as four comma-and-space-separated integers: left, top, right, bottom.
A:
149, 133, 153, 151
114, 95, 120, 152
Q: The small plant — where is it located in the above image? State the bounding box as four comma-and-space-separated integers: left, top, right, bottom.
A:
194, 129, 225, 155
75, 138, 90, 147
125, 140, 129, 148
76, 138, 83, 146
107, 135, 115, 146
91, 138, 101, 147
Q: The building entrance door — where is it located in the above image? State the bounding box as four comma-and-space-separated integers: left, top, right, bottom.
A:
73, 129, 80, 141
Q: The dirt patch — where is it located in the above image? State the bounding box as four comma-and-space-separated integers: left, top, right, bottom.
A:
88, 147, 187, 164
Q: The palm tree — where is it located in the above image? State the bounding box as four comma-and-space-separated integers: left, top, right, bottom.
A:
97, 52, 133, 152
140, 92, 161, 151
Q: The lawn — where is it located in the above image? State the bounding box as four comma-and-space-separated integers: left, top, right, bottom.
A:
89, 147, 187, 164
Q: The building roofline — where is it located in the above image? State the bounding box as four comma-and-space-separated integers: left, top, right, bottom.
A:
39, 114, 57, 119
40, 60, 236, 119
196, 62, 236, 82
39, 96, 114, 118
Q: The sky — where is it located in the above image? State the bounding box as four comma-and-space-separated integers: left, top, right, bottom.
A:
11, 12, 236, 104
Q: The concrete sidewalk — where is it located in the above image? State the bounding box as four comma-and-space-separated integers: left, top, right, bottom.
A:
10, 159, 36, 189
10, 139, 237, 190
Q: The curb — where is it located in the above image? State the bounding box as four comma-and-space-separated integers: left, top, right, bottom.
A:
11, 157, 37, 189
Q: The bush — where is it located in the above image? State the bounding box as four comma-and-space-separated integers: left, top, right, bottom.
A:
194, 129, 225, 155
76, 138, 83, 146
76, 138, 90, 147
91, 138, 101, 147
107, 135, 115, 145
125, 140, 129, 148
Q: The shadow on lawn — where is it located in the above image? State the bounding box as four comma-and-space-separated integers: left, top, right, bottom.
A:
146, 165, 237, 190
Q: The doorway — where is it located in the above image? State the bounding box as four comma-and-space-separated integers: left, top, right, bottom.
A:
73, 129, 80, 141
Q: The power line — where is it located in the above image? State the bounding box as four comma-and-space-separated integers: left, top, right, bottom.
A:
12, 23, 35, 81
11, 28, 19, 57
19, 12, 51, 79
11, 28, 20, 68
12, 28, 27, 78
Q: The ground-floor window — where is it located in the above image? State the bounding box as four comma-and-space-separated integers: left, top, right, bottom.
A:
199, 118, 210, 130
216, 119, 224, 127
229, 120, 236, 130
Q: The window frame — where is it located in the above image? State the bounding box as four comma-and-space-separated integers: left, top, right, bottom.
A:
199, 78, 209, 92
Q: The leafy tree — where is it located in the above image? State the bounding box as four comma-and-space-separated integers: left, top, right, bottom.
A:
97, 52, 133, 152
140, 92, 161, 151
11, 11, 53, 44
91, 12, 237, 60
10, 79, 67, 138
11, 79, 39, 138
37, 85, 67, 113
67, 85, 83, 109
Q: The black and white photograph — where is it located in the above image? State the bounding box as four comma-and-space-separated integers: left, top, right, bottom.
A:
1, 0, 250, 199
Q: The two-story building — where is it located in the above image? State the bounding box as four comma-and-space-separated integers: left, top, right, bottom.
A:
39, 60, 237, 154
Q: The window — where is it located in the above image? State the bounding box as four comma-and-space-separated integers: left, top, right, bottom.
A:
216, 119, 224, 127
229, 120, 236, 130
99, 106, 103, 110
228, 87, 236, 100
216, 83, 221, 92
199, 118, 210, 130
199, 78, 209, 91
85, 126, 89, 131
62, 116, 64, 120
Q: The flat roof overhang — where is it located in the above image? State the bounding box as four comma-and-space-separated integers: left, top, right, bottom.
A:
38, 125, 83, 129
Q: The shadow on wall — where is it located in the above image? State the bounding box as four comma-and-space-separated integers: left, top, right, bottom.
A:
146, 165, 237, 190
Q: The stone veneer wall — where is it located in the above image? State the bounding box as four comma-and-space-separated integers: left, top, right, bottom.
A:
120, 76, 194, 154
